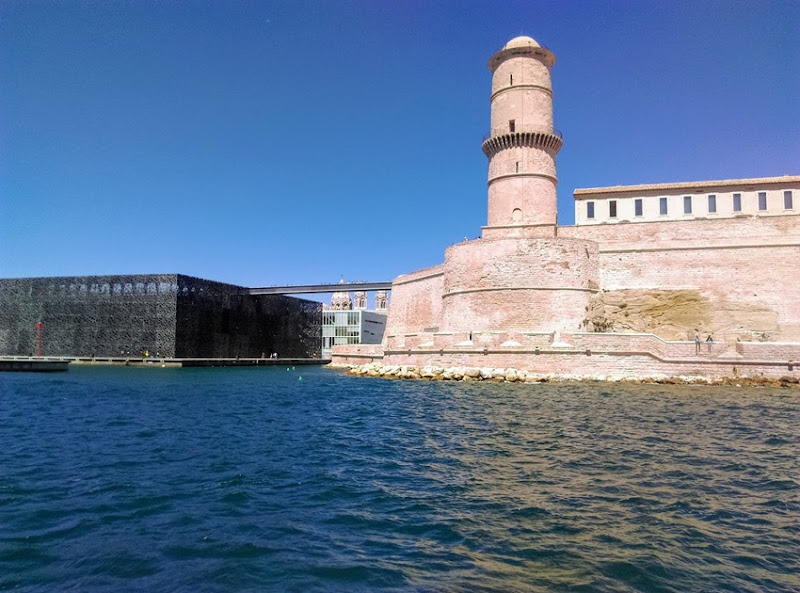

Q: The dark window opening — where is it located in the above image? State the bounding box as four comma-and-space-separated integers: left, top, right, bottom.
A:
634, 199, 643, 216
509, 119, 515, 133
609, 200, 617, 218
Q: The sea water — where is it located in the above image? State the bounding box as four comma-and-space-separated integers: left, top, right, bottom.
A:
0, 365, 797, 592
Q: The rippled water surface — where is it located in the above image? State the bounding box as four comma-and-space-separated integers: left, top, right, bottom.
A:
1, 366, 798, 592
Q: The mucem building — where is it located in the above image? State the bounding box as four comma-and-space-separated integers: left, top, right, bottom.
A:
0, 274, 321, 358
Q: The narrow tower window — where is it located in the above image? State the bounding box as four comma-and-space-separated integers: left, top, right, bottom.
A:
510, 74, 513, 85
634, 199, 643, 217
733, 193, 742, 212
659, 197, 668, 215
515, 161, 520, 173
509, 119, 516, 133
758, 191, 767, 211
609, 200, 617, 218
708, 194, 717, 213
784, 190, 793, 209
683, 195, 692, 214
587, 202, 595, 219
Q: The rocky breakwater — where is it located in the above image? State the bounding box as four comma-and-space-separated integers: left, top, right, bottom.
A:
331, 362, 537, 382
327, 362, 800, 388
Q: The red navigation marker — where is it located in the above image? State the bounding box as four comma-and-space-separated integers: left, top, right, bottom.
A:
36, 322, 43, 359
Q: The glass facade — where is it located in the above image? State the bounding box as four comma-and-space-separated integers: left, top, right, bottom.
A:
322, 310, 362, 356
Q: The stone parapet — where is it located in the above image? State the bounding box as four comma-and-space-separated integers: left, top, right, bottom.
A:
328, 344, 384, 365
560, 213, 800, 245
737, 341, 800, 361
481, 224, 557, 239
354, 331, 800, 381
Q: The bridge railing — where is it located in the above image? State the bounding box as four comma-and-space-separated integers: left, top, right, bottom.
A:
243, 281, 393, 295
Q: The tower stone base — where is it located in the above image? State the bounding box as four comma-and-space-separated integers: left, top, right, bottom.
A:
441, 237, 599, 333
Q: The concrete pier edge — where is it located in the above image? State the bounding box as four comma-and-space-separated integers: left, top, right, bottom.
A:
0, 356, 326, 369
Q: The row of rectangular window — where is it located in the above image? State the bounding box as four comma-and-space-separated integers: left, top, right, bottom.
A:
322, 311, 362, 326
586, 191, 794, 219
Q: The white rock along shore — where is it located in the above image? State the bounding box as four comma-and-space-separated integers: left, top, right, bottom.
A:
327, 362, 800, 387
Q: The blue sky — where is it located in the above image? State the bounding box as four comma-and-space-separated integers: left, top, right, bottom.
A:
2, 0, 798, 291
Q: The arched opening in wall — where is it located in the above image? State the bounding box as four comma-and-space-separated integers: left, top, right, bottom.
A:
512, 208, 522, 222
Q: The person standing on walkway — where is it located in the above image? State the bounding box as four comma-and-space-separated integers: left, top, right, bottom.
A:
695, 333, 701, 354
706, 335, 713, 353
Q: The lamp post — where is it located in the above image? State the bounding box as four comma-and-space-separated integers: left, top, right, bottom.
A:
36, 322, 43, 359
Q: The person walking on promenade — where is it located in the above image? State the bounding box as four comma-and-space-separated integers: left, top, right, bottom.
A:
706, 335, 713, 353
694, 332, 701, 354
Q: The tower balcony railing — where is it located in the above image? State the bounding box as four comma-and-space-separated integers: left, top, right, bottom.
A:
482, 126, 562, 142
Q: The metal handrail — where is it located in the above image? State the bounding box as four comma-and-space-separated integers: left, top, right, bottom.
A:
244, 282, 393, 295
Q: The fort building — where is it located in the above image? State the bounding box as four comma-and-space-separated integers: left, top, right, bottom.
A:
331, 36, 800, 381
574, 177, 797, 226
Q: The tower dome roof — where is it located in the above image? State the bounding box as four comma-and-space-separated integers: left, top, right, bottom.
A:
489, 34, 554, 71
330, 279, 352, 310
503, 36, 540, 50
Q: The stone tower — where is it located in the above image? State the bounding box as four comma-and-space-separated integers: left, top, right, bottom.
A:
375, 290, 388, 311
434, 35, 597, 335
482, 36, 562, 237
330, 280, 352, 310
353, 291, 367, 310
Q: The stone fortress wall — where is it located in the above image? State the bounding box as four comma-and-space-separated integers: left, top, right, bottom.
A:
383, 265, 445, 337
560, 214, 800, 342
439, 237, 598, 334
332, 36, 800, 381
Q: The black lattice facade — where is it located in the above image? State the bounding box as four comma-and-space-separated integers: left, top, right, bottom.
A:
0, 274, 321, 358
